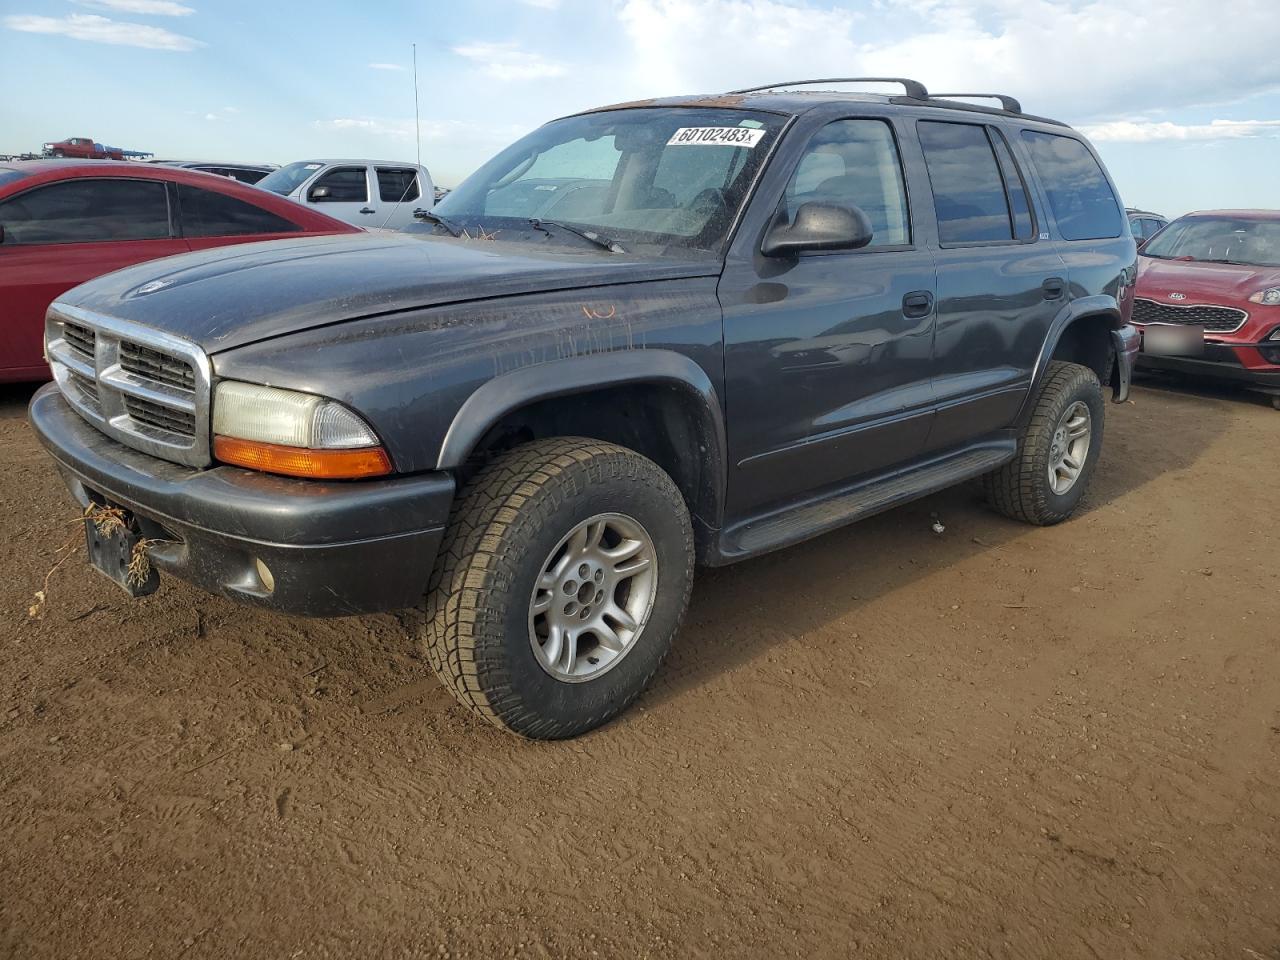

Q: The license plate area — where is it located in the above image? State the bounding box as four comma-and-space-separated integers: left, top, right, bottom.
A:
84, 509, 160, 598
1142, 323, 1205, 357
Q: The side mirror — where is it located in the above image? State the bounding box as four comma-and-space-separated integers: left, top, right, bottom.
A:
762, 202, 874, 257
308, 185, 331, 201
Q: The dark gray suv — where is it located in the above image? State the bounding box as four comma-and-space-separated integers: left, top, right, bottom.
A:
30, 78, 1139, 738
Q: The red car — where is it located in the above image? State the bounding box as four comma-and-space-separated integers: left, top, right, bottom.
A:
0, 161, 359, 382
1134, 209, 1280, 408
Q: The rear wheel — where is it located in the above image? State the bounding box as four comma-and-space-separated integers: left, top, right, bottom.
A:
422, 438, 694, 739
984, 361, 1104, 525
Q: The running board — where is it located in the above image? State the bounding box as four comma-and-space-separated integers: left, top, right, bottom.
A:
721, 440, 1016, 560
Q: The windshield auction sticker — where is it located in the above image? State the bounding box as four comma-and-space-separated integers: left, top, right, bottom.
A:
667, 127, 766, 147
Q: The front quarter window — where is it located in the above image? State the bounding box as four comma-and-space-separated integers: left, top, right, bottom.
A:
433, 107, 785, 252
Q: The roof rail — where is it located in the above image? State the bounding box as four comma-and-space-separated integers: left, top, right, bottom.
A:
728, 77, 930, 99
930, 93, 1023, 114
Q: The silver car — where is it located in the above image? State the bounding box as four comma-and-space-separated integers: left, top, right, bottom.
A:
256, 159, 434, 230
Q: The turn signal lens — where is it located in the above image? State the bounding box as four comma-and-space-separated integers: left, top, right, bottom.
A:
213, 436, 392, 479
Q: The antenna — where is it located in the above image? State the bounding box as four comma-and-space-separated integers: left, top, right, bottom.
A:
412, 42, 422, 173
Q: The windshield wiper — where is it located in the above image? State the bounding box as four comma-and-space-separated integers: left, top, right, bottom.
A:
414, 209, 462, 237
529, 218, 625, 254
1200, 258, 1249, 265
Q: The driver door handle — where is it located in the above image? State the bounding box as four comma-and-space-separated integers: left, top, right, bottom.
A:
358, 207, 376, 215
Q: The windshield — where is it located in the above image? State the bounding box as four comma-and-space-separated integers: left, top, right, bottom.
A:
1142, 215, 1280, 267
428, 107, 785, 253
256, 161, 325, 196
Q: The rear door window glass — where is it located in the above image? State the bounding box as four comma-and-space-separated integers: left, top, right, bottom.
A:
918, 121, 1015, 244
178, 183, 300, 237
0, 178, 170, 244
1021, 131, 1122, 241
376, 168, 420, 203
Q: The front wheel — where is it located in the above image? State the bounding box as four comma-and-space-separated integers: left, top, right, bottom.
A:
422, 438, 694, 739
984, 361, 1104, 525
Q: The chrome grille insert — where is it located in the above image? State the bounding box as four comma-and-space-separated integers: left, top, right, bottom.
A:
1133, 299, 1247, 334
45, 303, 212, 468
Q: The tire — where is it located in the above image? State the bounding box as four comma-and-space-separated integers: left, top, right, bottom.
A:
52, 150, 64, 158
422, 438, 695, 739
983, 361, 1104, 526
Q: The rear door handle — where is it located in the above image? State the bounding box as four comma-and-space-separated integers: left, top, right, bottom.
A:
902, 290, 934, 319
358, 206, 376, 215
1042, 277, 1066, 300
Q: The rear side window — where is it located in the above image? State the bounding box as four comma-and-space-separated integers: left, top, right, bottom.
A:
0, 178, 170, 244
782, 118, 911, 247
376, 167, 420, 203
1021, 131, 1122, 241
310, 166, 368, 203
918, 121, 1016, 244
178, 183, 300, 237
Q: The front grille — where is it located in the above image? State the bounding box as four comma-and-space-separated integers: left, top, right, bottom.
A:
123, 396, 197, 437
45, 304, 211, 467
1133, 299, 1247, 333
63, 322, 96, 362
120, 341, 196, 392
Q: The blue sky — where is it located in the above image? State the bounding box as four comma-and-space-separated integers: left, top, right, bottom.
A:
3, 0, 1279, 216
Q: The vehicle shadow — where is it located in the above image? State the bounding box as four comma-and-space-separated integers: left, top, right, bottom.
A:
0, 382, 41, 420
1132, 368, 1279, 411
646, 384, 1226, 706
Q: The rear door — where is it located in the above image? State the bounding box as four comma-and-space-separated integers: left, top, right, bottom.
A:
372, 166, 423, 229
302, 165, 374, 226
915, 119, 1067, 449
0, 177, 186, 378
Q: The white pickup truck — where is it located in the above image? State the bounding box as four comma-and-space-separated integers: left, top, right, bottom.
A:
255, 159, 434, 230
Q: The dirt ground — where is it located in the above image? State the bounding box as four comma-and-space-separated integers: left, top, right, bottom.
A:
1, 376, 1277, 960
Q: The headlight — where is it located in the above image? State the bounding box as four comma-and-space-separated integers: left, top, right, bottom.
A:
1248, 287, 1280, 305
211, 381, 391, 479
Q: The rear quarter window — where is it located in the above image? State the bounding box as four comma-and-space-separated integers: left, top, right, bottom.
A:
1021, 131, 1122, 241
177, 183, 301, 237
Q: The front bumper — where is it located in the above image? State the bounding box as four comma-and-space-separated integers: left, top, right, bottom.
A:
29, 384, 455, 617
1135, 339, 1280, 390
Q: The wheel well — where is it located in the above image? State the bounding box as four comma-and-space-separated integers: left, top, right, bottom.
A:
460, 383, 723, 553
1050, 314, 1114, 386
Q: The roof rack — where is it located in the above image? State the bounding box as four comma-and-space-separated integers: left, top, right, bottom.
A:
728, 77, 930, 99
929, 93, 1023, 114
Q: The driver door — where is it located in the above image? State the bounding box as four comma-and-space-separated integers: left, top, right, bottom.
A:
720, 116, 938, 516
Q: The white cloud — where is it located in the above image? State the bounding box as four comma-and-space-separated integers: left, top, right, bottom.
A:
368, 61, 406, 71
451, 41, 568, 81
613, 0, 1280, 123
1081, 118, 1280, 142
74, 0, 196, 15
3, 12, 202, 50
314, 117, 526, 144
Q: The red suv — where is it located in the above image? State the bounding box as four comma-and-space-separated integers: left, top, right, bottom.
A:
0, 161, 359, 383
1134, 209, 1280, 408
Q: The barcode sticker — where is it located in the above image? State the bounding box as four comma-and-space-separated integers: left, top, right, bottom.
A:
667, 127, 766, 147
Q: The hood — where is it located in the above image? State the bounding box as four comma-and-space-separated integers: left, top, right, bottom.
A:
1136, 256, 1280, 305
59, 232, 719, 354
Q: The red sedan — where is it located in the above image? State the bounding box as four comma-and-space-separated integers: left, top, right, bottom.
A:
0, 161, 359, 382
1134, 209, 1280, 408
